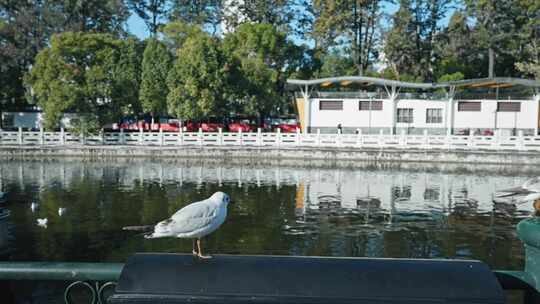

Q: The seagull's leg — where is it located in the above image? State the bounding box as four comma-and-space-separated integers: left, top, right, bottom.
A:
197, 239, 212, 259
192, 239, 198, 256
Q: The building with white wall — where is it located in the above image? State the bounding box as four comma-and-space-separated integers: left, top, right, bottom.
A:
288, 77, 540, 135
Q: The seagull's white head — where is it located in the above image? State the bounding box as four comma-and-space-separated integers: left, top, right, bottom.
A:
211, 192, 233, 206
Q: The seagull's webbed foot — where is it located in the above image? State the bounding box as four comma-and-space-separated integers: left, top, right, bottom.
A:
192, 239, 198, 256
197, 253, 213, 259
196, 239, 212, 259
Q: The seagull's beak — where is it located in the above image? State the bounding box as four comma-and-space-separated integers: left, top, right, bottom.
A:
229, 200, 235, 205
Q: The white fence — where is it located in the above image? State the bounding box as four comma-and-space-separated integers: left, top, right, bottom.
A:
1, 128, 540, 152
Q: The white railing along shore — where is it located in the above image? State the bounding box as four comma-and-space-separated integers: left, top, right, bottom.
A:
1, 128, 540, 152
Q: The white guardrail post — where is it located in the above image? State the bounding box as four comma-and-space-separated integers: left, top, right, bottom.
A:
18, 127, 23, 145
257, 128, 262, 146
518, 130, 524, 151
423, 130, 429, 149
159, 128, 164, 146
337, 128, 342, 147
296, 128, 301, 145
39, 127, 44, 145
119, 128, 125, 145
218, 128, 223, 146
139, 128, 144, 145
178, 127, 183, 146
60, 128, 65, 145
356, 129, 362, 148
399, 130, 406, 148
467, 134, 474, 150
316, 129, 321, 146
276, 128, 281, 147
198, 128, 203, 146
378, 129, 384, 148
238, 128, 242, 146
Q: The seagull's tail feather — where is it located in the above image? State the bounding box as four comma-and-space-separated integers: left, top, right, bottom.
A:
122, 225, 154, 232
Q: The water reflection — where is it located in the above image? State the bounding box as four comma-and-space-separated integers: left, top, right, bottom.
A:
0, 158, 535, 271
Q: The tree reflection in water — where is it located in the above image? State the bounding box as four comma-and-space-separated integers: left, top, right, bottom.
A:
0, 158, 535, 272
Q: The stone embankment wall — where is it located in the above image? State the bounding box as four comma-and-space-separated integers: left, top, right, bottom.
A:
1, 145, 540, 166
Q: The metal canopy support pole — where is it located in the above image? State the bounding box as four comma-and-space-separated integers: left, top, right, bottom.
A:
446, 86, 456, 136
535, 93, 540, 136
384, 85, 399, 135
301, 84, 311, 134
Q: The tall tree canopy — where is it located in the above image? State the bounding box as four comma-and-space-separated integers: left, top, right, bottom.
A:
25, 32, 141, 132
312, 0, 383, 76
223, 23, 300, 121
166, 31, 227, 121
140, 38, 172, 116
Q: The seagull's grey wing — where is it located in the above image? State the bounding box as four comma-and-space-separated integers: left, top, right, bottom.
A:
169, 201, 219, 234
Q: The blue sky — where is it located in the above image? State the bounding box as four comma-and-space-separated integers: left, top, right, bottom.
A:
126, 2, 457, 41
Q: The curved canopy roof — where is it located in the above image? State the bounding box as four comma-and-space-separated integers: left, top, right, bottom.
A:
287, 76, 540, 90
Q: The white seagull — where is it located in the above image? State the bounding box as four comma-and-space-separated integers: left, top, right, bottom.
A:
58, 208, 67, 216
36, 218, 48, 228
124, 192, 233, 259
495, 177, 540, 216
30, 202, 39, 213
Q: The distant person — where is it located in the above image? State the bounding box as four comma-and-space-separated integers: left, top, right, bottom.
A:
337, 124, 342, 134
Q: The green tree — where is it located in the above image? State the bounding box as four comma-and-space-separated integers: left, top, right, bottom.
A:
166, 31, 227, 121
312, 0, 383, 76
435, 11, 477, 78
0, 0, 129, 109
111, 37, 144, 119
384, 0, 418, 79
25, 32, 137, 133
169, 0, 222, 35
514, 0, 540, 80
140, 38, 172, 118
465, 0, 524, 78
223, 23, 298, 122
161, 21, 204, 52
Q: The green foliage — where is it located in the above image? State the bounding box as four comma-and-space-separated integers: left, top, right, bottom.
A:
384, 0, 419, 78
111, 38, 145, 117
222, 23, 296, 119
312, 0, 383, 75
169, 0, 222, 34
25, 32, 141, 133
166, 31, 227, 121
140, 38, 172, 116
161, 21, 205, 51
438, 72, 465, 82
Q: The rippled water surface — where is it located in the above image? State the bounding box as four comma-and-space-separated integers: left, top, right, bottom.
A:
0, 158, 537, 272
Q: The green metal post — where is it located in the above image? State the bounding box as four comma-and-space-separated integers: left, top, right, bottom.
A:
517, 218, 540, 302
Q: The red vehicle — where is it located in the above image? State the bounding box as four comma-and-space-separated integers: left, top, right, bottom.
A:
228, 119, 253, 132
275, 118, 300, 133
200, 122, 225, 132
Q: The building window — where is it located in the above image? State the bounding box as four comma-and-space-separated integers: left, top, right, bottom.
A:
497, 102, 521, 112
359, 100, 383, 111
426, 108, 442, 124
458, 101, 481, 111
397, 108, 413, 123
319, 100, 343, 110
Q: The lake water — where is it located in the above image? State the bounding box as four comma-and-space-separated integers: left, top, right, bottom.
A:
0, 157, 536, 273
